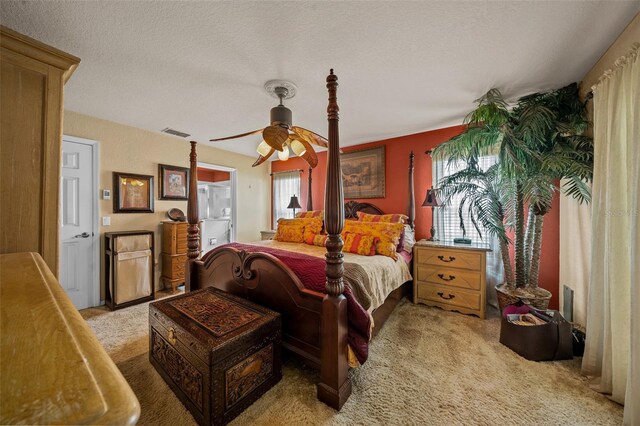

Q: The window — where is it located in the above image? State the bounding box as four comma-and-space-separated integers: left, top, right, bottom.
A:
272, 170, 301, 228
433, 155, 498, 243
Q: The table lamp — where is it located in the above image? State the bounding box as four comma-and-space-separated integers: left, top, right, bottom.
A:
421, 187, 441, 241
287, 195, 302, 217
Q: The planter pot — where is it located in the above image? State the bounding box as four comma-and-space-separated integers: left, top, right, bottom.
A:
496, 283, 552, 312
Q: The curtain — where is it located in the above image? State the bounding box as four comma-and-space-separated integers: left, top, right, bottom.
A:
582, 44, 638, 424
433, 155, 503, 308
272, 170, 301, 228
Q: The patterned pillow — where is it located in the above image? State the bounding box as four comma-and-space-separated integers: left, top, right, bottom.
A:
296, 210, 324, 219
274, 218, 322, 243
343, 232, 378, 256
356, 211, 408, 224
341, 221, 404, 259
304, 232, 328, 247
274, 220, 305, 243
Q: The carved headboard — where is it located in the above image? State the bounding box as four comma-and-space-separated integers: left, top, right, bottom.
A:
344, 200, 384, 219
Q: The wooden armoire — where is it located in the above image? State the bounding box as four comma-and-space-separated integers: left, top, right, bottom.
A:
0, 26, 80, 276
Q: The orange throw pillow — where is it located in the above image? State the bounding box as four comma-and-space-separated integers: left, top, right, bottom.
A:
342, 221, 404, 259
343, 232, 378, 256
296, 210, 324, 219
356, 211, 408, 224
275, 218, 322, 243
304, 232, 328, 247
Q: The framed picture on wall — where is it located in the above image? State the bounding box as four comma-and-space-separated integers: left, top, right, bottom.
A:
113, 172, 154, 213
340, 146, 385, 199
158, 164, 189, 200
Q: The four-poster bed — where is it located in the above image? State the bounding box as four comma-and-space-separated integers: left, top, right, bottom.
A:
184, 70, 416, 410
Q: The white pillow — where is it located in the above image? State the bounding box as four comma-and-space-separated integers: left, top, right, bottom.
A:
402, 225, 415, 253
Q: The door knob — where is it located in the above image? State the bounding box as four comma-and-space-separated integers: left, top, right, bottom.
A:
74, 232, 91, 238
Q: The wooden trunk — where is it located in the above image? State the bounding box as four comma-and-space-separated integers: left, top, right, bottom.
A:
149, 288, 282, 426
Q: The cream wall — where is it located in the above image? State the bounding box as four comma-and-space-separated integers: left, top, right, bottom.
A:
560, 13, 639, 326
63, 111, 271, 298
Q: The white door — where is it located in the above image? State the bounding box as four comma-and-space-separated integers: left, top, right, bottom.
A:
60, 138, 98, 310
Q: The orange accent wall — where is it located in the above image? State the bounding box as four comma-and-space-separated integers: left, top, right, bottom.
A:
271, 125, 560, 309
197, 167, 230, 182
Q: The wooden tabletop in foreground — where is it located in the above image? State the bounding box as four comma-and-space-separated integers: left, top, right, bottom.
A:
0, 252, 140, 425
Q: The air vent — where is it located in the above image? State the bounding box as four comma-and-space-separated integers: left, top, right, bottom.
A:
161, 127, 191, 138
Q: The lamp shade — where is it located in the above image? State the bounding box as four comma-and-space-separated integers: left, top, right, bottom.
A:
287, 195, 302, 210
421, 187, 440, 207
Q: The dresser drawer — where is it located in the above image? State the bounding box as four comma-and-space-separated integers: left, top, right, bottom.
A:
416, 248, 481, 271
416, 266, 481, 290
416, 283, 481, 311
162, 254, 187, 276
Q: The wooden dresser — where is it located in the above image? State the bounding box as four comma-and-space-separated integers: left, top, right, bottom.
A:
161, 221, 188, 292
413, 240, 490, 319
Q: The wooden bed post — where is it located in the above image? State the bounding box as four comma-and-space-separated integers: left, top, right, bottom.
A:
307, 167, 313, 211
408, 150, 415, 229
317, 69, 351, 410
185, 140, 200, 292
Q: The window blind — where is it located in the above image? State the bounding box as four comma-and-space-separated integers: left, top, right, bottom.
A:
433, 155, 497, 243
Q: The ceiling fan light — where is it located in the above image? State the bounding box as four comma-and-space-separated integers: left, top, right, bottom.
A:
277, 147, 290, 161
290, 139, 307, 156
257, 141, 272, 157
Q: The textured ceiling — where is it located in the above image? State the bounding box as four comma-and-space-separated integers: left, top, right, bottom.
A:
2, 1, 638, 158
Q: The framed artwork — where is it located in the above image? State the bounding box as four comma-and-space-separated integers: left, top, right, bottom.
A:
340, 146, 385, 199
113, 172, 154, 213
158, 164, 189, 200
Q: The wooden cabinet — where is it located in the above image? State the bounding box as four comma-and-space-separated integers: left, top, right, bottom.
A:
0, 26, 80, 276
413, 241, 489, 319
161, 221, 188, 292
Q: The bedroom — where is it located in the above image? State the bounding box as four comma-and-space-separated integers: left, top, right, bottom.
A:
0, 1, 638, 425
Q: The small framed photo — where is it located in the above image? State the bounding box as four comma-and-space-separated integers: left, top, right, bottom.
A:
158, 164, 190, 200
113, 172, 154, 213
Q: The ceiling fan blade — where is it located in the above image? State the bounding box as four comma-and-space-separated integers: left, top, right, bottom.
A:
263, 126, 288, 151
299, 140, 318, 168
210, 128, 264, 142
252, 148, 275, 167
291, 126, 329, 148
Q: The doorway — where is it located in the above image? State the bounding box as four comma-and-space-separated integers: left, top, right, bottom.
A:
197, 162, 237, 255
59, 135, 100, 310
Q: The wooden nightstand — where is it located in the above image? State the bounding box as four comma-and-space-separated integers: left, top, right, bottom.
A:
260, 230, 276, 240
413, 240, 490, 319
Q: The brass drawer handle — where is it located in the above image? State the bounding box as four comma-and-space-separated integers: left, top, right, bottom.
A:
437, 255, 456, 263
168, 327, 177, 346
438, 274, 455, 281
437, 292, 455, 300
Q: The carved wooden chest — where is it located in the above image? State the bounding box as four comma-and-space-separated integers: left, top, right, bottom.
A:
149, 287, 282, 426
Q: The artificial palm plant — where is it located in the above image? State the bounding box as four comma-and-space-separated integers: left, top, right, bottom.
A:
433, 83, 592, 308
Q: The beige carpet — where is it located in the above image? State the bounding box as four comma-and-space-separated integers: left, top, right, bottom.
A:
82, 297, 622, 425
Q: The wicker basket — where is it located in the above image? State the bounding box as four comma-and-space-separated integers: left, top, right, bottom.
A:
496, 284, 552, 312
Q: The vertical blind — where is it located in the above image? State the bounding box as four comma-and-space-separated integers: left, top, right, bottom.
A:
433, 155, 498, 243
272, 170, 301, 228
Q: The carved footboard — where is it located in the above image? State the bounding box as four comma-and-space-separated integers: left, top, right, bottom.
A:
187, 247, 325, 368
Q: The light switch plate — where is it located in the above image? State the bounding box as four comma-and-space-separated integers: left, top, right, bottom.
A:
102, 216, 111, 226
102, 189, 111, 200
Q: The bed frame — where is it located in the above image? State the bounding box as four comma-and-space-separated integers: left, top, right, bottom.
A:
185, 70, 416, 410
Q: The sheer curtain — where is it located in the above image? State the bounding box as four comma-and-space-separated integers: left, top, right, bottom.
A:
582, 44, 638, 424
433, 156, 503, 308
272, 170, 301, 228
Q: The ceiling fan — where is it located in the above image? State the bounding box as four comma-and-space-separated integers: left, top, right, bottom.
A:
209, 80, 328, 168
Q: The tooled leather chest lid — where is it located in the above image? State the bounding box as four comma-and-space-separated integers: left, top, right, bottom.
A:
151, 287, 280, 349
